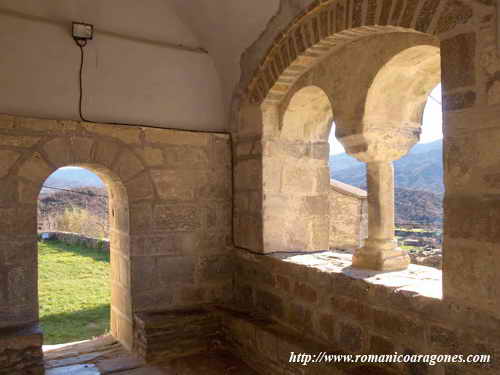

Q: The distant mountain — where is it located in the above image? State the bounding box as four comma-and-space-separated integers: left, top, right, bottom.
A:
330, 140, 443, 195
395, 188, 442, 225
42, 168, 104, 193
330, 140, 443, 226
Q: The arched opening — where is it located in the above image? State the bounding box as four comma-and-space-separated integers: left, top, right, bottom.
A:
346, 42, 442, 270
330, 84, 444, 268
394, 83, 443, 269
38, 167, 110, 346
36, 163, 132, 351
281, 86, 332, 142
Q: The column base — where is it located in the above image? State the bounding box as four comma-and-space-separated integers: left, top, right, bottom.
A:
352, 240, 410, 271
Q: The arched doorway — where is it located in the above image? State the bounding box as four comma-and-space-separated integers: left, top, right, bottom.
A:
38, 167, 111, 345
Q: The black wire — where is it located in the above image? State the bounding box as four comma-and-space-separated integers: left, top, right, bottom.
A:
77, 42, 89, 122
72, 35, 245, 252
42, 185, 107, 198
73, 37, 228, 135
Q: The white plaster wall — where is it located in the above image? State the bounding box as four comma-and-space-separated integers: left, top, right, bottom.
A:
0, 0, 225, 131
169, 0, 281, 116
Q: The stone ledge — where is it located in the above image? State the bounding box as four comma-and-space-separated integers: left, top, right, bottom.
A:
271, 251, 442, 300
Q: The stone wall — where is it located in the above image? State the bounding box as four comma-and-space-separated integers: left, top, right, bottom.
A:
134, 308, 223, 363
329, 180, 367, 251
232, 250, 500, 375
0, 114, 232, 362
0, 324, 43, 375
41, 232, 110, 251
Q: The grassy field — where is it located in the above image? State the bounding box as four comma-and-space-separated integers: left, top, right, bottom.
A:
38, 240, 110, 345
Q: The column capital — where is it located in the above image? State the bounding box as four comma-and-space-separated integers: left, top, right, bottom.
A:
337, 125, 420, 163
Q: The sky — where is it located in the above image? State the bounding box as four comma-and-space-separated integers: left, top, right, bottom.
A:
329, 84, 443, 155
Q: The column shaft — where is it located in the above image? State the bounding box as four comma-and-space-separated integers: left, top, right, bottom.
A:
367, 162, 395, 241
352, 161, 409, 271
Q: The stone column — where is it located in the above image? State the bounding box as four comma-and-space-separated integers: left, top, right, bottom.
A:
352, 161, 410, 271
338, 126, 420, 271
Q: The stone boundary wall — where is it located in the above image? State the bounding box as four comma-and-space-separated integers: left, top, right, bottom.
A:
329, 179, 367, 251
41, 232, 109, 251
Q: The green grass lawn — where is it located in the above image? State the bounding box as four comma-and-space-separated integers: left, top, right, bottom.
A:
38, 240, 110, 345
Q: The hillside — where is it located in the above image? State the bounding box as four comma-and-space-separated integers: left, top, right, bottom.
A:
330, 140, 443, 226
43, 168, 104, 193
395, 188, 442, 225
38, 186, 109, 237
330, 140, 443, 194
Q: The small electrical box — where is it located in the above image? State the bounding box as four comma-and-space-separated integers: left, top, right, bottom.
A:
72, 22, 94, 41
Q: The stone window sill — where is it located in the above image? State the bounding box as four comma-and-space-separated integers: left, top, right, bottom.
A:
272, 250, 443, 300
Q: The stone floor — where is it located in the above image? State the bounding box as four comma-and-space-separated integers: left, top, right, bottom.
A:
43, 336, 258, 375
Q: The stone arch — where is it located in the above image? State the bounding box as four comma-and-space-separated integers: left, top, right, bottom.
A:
234, 0, 487, 254
281, 85, 333, 142
3, 126, 154, 352
241, 0, 478, 105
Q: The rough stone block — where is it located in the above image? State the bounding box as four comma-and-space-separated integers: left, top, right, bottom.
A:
84, 123, 141, 144
135, 146, 164, 167
369, 335, 394, 354
435, 0, 473, 34
0, 135, 40, 148
130, 203, 153, 234
163, 146, 209, 169
338, 322, 363, 353
294, 282, 317, 304
93, 140, 121, 168
288, 302, 313, 330
18, 153, 53, 183
71, 137, 94, 162
0, 114, 14, 129
0, 177, 17, 204
153, 204, 201, 232
125, 174, 154, 202
0, 150, 20, 178
44, 138, 73, 167
131, 256, 157, 291
115, 152, 144, 182
199, 255, 233, 281
151, 169, 205, 201
15, 117, 58, 131
0, 207, 37, 235
255, 289, 284, 319
0, 324, 43, 374
282, 164, 315, 194
441, 33, 476, 91
144, 128, 209, 146
157, 256, 196, 284
400, 0, 419, 28
443, 91, 476, 111
235, 159, 261, 192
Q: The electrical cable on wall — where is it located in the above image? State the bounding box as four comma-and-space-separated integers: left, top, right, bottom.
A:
70, 21, 228, 135
70, 22, 245, 252
75, 40, 89, 122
